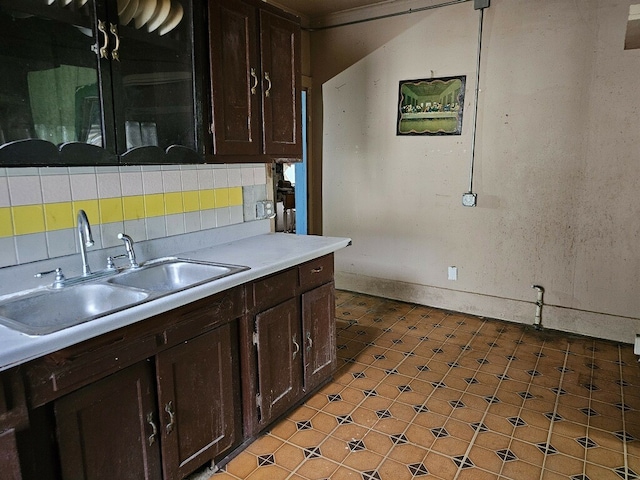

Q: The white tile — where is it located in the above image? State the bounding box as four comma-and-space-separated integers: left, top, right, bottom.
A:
70, 173, 98, 201
215, 207, 231, 227
46, 229, 76, 258
213, 168, 228, 188
200, 209, 216, 229
122, 219, 147, 243
0, 176, 9, 207
241, 168, 255, 186
184, 212, 201, 233
41, 174, 72, 203
100, 222, 125, 248
0, 237, 17, 267
230, 205, 244, 224
166, 213, 185, 236
120, 171, 144, 196
97, 172, 122, 198
227, 168, 242, 187
15, 233, 48, 263
162, 170, 182, 193
253, 166, 267, 185
145, 216, 167, 240
181, 169, 199, 191
142, 171, 163, 195
197, 169, 214, 190
8, 176, 42, 206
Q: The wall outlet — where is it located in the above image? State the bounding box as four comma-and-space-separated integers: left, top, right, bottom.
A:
448, 266, 458, 281
256, 200, 275, 220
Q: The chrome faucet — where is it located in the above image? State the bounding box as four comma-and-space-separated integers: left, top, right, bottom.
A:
117, 233, 139, 268
77, 210, 94, 276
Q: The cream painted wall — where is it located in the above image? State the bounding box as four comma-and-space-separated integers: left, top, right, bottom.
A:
316, 0, 640, 342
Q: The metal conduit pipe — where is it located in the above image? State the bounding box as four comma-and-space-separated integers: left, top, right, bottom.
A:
532, 285, 544, 330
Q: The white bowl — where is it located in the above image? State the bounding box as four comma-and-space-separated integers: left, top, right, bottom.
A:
146, 0, 170, 33
158, 1, 183, 36
119, 0, 139, 25
134, 0, 158, 29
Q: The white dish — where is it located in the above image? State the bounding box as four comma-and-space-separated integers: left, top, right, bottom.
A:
120, 0, 139, 25
117, 0, 130, 16
134, 0, 157, 29
77, 0, 88, 6
146, 0, 170, 33
158, 1, 183, 36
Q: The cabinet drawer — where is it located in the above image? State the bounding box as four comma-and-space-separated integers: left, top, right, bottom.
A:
298, 254, 334, 291
162, 287, 244, 347
251, 268, 297, 311
26, 333, 158, 408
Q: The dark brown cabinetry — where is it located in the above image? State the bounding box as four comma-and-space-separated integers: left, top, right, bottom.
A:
245, 254, 336, 435
0, 0, 204, 166
208, 0, 301, 161
55, 361, 162, 480
12, 255, 336, 479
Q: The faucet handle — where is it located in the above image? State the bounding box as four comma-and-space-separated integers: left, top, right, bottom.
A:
35, 268, 66, 288
117, 233, 139, 268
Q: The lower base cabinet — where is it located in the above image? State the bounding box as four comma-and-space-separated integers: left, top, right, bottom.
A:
14, 255, 337, 480
54, 323, 241, 480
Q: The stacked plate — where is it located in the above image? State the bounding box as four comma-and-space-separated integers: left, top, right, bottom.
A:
117, 0, 183, 35
46, 0, 89, 7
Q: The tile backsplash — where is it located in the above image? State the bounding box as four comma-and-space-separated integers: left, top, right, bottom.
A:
0, 164, 269, 267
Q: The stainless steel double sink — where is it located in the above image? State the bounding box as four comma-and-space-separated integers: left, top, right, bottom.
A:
0, 258, 249, 336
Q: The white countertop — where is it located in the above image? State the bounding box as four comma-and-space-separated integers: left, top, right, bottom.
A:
0, 232, 351, 371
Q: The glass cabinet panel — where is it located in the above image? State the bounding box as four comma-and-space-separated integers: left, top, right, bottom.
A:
112, 0, 197, 155
0, 0, 106, 148
0, 0, 200, 165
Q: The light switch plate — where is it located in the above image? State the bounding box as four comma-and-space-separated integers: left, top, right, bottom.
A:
634, 334, 640, 355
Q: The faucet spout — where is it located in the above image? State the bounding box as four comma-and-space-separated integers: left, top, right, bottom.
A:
77, 210, 94, 276
117, 233, 139, 268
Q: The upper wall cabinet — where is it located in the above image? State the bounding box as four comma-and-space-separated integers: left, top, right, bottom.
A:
0, 0, 203, 166
208, 0, 302, 162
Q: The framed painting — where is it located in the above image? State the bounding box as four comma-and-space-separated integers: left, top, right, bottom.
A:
397, 76, 465, 135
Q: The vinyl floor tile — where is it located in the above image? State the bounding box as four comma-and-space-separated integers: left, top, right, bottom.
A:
203, 291, 640, 480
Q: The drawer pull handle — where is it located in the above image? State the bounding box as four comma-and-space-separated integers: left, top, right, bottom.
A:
146, 413, 157, 446
311, 266, 323, 274
306, 331, 313, 351
264, 72, 272, 97
250, 68, 258, 94
110, 23, 120, 61
165, 401, 175, 434
292, 333, 300, 360
97, 20, 109, 59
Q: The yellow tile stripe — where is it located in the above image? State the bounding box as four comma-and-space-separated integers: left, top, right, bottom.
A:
0, 187, 242, 238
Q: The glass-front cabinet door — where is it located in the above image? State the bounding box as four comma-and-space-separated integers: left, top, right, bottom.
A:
0, 0, 200, 166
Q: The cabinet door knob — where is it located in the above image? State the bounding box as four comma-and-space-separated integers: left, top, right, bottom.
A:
250, 68, 258, 95
110, 23, 120, 61
146, 412, 157, 446
97, 20, 110, 59
165, 400, 176, 435
264, 72, 272, 98
292, 333, 300, 360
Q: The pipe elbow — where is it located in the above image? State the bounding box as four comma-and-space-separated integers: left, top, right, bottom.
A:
531, 285, 544, 293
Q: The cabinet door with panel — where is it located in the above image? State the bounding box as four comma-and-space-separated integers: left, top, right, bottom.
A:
253, 298, 303, 427
301, 282, 336, 392
156, 322, 241, 480
0, 0, 202, 166
207, 0, 301, 161
55, 361, 163, 480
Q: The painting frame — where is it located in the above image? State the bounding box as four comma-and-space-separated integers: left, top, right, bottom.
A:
396, 75, 466, 136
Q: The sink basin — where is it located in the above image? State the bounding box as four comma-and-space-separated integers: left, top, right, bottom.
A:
107, 258, 249, 292
0, 284, 150, 335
